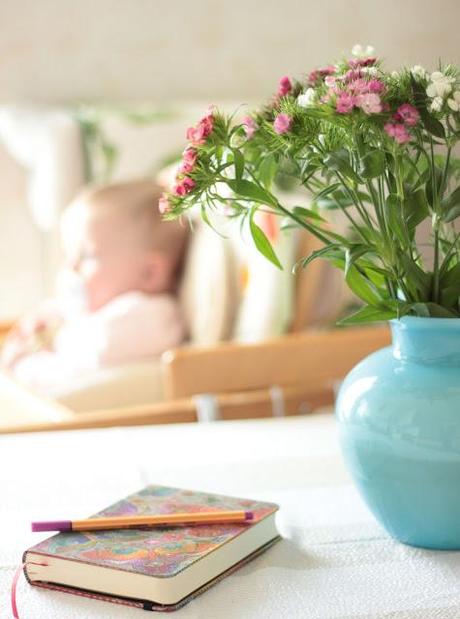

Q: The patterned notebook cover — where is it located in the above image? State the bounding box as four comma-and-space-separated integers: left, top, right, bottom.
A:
24, 485, 279, 610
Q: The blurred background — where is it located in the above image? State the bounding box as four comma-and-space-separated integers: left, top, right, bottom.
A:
0, 0, 459, 319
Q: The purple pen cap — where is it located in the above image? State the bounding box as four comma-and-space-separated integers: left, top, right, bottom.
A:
31, 520, 72, 533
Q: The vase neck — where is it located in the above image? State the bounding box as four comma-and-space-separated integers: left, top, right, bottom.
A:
391, 318, 460, 365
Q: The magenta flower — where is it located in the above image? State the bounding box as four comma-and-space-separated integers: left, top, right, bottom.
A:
174, 177, 196, 196
356, 93, 382, 114
368, 79, 385, 94
347, 78, 369, 95
242, 115, 257, 139
186, 113, 214, 145
336, 92, 356, 114
308, 65, 335, 84
394, 103, 420, 127
345, 69, 364, 83
179, 147, 198, 174
384, 122, 411, 144
278, 76, 292, 97
158, 194, 171, 214
349, 57, 377, 69
273, 113, 292, 134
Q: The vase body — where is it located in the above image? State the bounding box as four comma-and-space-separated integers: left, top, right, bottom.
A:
336, 317, 460, 549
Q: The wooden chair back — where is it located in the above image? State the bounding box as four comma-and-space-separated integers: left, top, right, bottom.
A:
163, 325, 390, 399
0, 325, 390, 434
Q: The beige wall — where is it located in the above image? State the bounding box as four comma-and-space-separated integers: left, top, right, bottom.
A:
0, 0, 459, 103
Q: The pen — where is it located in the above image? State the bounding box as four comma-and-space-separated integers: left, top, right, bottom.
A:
31, 510, 254, 532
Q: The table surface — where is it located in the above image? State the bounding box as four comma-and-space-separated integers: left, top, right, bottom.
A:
2, 414, 460, 619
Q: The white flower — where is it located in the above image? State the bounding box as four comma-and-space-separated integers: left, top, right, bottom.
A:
411, 65, 427, 79
351, 44, 375, 58
426, 71, 455, 98
447, 91, 460, 111
324, 75, 336, 87
297, 88, 316, 108
361, 66, 378, 77
430, 96, 444, 112
391, 71, 399, 79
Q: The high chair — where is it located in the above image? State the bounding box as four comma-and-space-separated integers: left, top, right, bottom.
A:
0, 219, 390, 434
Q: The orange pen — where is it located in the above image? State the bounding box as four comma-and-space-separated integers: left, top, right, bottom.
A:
31, 510, 254, 532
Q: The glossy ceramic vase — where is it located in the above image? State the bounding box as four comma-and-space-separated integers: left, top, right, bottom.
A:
336, 316, 460, 549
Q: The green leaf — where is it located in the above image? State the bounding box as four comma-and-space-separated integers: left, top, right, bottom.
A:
399, 254, 431, 296
296, 244, 343, 271
441, 263, 460, 288
344, 245, 369, 278
292, 206, 326, 222
419, 109, 446, 139
323, 149, 361, 183
408, 302, 458, 318
258, 154, 278, 188
403, 188, 429, 230
442, 186, 460, 222
441, 284, 460, 307
249, 207, 282, 269
231, 148, 244, 181
345, 265, 383, 306
314, 183, 341, 200
337, 304, 397, 325
385, 194, 407, 244
227, 179, 277, 207
444, 205, 460, 223
426, 166, 444, 208
315, 189, 370, 210
359, 150, 385, 179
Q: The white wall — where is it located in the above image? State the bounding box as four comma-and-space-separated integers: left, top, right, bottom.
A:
0, 0, 459, 318
0, 0, 459, 103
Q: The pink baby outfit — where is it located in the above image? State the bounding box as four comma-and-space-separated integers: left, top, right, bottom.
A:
13, 292, 184, 392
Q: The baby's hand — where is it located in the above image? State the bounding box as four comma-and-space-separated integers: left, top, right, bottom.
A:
1, 319, 44, 370
1, 308, 56, 370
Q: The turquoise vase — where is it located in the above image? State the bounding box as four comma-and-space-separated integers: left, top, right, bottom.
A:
336, 316, 460, 549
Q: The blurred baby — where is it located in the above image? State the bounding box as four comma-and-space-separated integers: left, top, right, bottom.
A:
1, 180, 188, 391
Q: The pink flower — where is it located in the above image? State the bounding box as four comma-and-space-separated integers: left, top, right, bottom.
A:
348, 78, 370, 95
174, 177, 196, 196
336, 92, 356, 114
308, 65, 335, 84
394, 103, 420, 127
324, 75, 336, 88
356, 93, 382, 114
179, 147, 198, 174
320, 65, 336, 77
273, 113, 292, 134
368, 79, 385, 94
278, 76, 292, 97
345, 69, 364, 82
186, 113, 214, 145
349, 57, 377, 69
158, 194, 171, 214
242, 115, 257, 139
384, 122, 411, 144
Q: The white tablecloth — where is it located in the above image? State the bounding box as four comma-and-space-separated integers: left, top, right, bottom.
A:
2, 415, 460, 619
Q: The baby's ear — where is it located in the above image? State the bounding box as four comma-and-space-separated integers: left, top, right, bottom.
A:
141, 251, 172, 294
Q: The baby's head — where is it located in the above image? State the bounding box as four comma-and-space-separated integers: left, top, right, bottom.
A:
60, 180, 188, 312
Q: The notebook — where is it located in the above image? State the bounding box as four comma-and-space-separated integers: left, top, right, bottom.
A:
24, 485, 280, 611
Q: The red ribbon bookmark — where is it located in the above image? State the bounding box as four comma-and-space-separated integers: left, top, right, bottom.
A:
11, 561, 48, 619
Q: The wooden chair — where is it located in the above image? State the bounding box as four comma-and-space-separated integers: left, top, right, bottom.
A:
0, 325, 391, 434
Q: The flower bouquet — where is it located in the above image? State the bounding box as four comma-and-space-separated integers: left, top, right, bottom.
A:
160, 45, 460, 324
